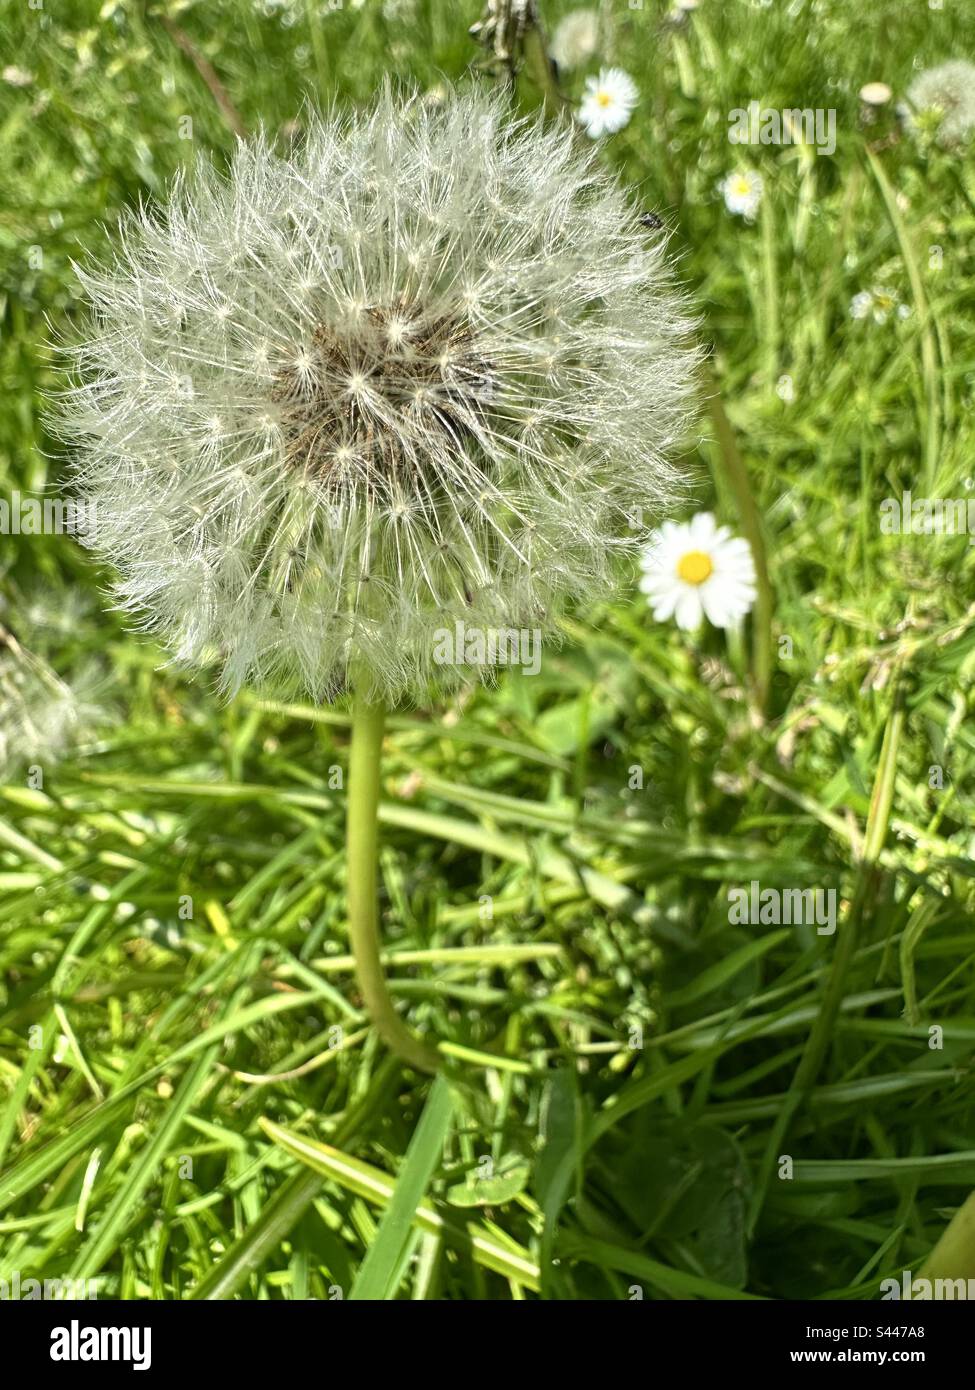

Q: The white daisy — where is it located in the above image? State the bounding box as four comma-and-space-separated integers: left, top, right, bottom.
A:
550, 9, 600, 73
849, 289, 874, 320
578, 68, 639, 139
639, 512, 757, 631
719, 170, 763, 222
849, 286, 908, 325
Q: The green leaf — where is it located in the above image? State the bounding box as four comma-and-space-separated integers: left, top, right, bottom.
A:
189, 1168, 323, 1301
446, 1154, 530, 1209
349, 1075, 453, 1300
535, 1067, 582, 1290
70, 1046, 220, 1278
608, 1118, 751, 1289
559, 1232, 765, 1301
260, 1118, 540, 1292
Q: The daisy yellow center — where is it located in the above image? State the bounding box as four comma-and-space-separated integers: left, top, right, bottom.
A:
596, 91, 613, 107
676, 549, 713, 585
733, 177, 751, 195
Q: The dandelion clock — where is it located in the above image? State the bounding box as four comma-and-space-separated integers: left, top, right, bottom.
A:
59, 85, 697, 1069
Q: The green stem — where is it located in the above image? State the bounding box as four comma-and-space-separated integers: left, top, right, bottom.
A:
522, 22, 567, 116
347, 690, 440, 1073
760, 193, 779, 385
707, 385, 774, 713
866, 149, 941, 490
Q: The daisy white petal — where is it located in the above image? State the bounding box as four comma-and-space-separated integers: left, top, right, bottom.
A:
640, 511, 757, 632
719, 170, 763, 221
579, 68, 639, 139
674, 588, 704, 630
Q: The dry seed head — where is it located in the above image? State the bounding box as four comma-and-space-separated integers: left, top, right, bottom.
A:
58, 85, 698, 703
904, 60, 975, 148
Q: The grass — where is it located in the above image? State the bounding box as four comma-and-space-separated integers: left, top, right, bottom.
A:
0, 0, 974, 1300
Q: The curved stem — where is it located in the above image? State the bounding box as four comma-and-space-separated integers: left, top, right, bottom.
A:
346, 690, 440, 1073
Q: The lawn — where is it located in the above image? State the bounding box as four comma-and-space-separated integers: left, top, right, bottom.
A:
0, 0, 974, 1302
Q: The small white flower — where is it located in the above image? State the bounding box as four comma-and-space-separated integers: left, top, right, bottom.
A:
859, 82, 892, 106
849, 290, 874, 320
719, 169, 763, 221
775, 374, 795, 403
550, 9, 600, 73
579, 68, 639, 139
639, 512, 757, 631
850, 286, 904, 325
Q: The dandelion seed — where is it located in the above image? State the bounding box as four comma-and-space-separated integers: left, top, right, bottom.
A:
578, 68, 639, 139
639, 512, 757, 630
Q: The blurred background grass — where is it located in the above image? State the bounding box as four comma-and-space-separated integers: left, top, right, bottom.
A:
0, 0, 974, 1300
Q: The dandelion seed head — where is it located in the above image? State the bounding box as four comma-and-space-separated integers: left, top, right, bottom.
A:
0, 586, 114, 778
903, 60, 975, 149
550, 9, 601, 74
58, 86, 697, 703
